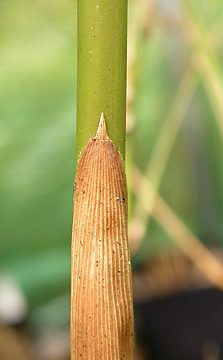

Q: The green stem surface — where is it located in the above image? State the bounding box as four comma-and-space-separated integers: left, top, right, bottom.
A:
77, 0, 128, 158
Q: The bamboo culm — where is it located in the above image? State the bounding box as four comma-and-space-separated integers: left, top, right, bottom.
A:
71, 114, 134, 359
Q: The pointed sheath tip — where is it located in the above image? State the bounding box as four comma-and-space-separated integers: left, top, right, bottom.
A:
96, 113, 109, 140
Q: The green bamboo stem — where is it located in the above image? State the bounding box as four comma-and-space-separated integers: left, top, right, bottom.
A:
76, 0, 128, 158
71, 2, 133, 358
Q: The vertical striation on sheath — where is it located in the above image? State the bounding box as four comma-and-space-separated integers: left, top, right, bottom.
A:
71, 113, 134, 359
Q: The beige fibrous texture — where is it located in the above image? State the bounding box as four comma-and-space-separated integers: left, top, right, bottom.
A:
71, 114, 134, 359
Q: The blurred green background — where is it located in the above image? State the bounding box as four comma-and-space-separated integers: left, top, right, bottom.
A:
0, 0, 75, 344
0, 0, 223, 359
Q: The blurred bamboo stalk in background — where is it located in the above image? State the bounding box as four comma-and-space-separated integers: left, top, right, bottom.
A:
128, 0, 223, 260
129, 71, 198, 251
132, 168, 223, 290
183, 0, 223, 137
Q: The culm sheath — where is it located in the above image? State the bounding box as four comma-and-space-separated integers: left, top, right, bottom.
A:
71, 115, 134, 359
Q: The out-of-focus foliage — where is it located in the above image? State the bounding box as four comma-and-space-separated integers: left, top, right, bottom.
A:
128, 0, 223, 264
0, 0, 75, 327
0, 0, 223, 339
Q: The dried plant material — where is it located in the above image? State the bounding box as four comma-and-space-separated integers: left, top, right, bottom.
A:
71, 114, 134, 359
132, 167, 223, 291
